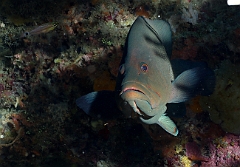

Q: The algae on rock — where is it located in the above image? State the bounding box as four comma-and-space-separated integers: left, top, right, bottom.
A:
200, 60, 240, 134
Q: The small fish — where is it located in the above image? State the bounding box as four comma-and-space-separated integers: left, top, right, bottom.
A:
21, 22, 57, 38
76, 16, 215, 136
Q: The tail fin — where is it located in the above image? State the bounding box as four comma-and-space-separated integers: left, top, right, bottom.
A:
76, 91, 123, 120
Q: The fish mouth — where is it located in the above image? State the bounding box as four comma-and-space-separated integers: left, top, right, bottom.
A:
119, 81, 161, 114
130, 100, 147, 116
119, 85, 149, 116
120, 87, 145, 96
119, 82, 151, 102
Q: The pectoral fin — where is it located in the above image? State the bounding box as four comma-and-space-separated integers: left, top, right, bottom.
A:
139, 105, 178, 136
168, 68, 204, 103
157, 115, 178, 136
140, 112, 178, 136
171, 59, 215, 97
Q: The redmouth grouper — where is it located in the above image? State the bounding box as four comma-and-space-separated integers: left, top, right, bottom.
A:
76, 16, 215, 136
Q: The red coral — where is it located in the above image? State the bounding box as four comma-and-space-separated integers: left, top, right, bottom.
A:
201, 134, 240, 166
185, 142, 209, 161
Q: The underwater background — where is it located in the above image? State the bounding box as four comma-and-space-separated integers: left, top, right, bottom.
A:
0, 0, 240, 166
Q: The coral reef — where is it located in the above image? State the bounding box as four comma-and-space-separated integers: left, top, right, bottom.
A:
201, 134, 240, 166
0, 0, 239, 166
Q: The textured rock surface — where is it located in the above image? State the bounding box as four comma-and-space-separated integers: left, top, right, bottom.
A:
200, 60, 240, 134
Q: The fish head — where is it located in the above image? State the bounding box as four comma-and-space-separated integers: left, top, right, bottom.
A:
116, 49, 172, 119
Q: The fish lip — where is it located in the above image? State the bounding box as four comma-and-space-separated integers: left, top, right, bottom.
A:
120, 87, 145, 96
119, 81, 155, 107
119, 81, 150, 98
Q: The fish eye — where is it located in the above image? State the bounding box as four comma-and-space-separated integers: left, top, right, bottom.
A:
140, 62, 148, 72
119, 64, 125, 74
24, 32, 30, 37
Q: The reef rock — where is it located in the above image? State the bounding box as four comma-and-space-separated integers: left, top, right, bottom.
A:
200, 60, 240, 134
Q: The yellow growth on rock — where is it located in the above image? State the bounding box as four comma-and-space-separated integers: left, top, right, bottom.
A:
181, 156, 192, 167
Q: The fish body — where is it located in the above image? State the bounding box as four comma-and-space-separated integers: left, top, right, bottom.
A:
115, 16, 174, 120
76, 16, 215, 136
21, 22, 57, 38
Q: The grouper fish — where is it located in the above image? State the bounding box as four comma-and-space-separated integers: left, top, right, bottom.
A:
76, 16, 215, 136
